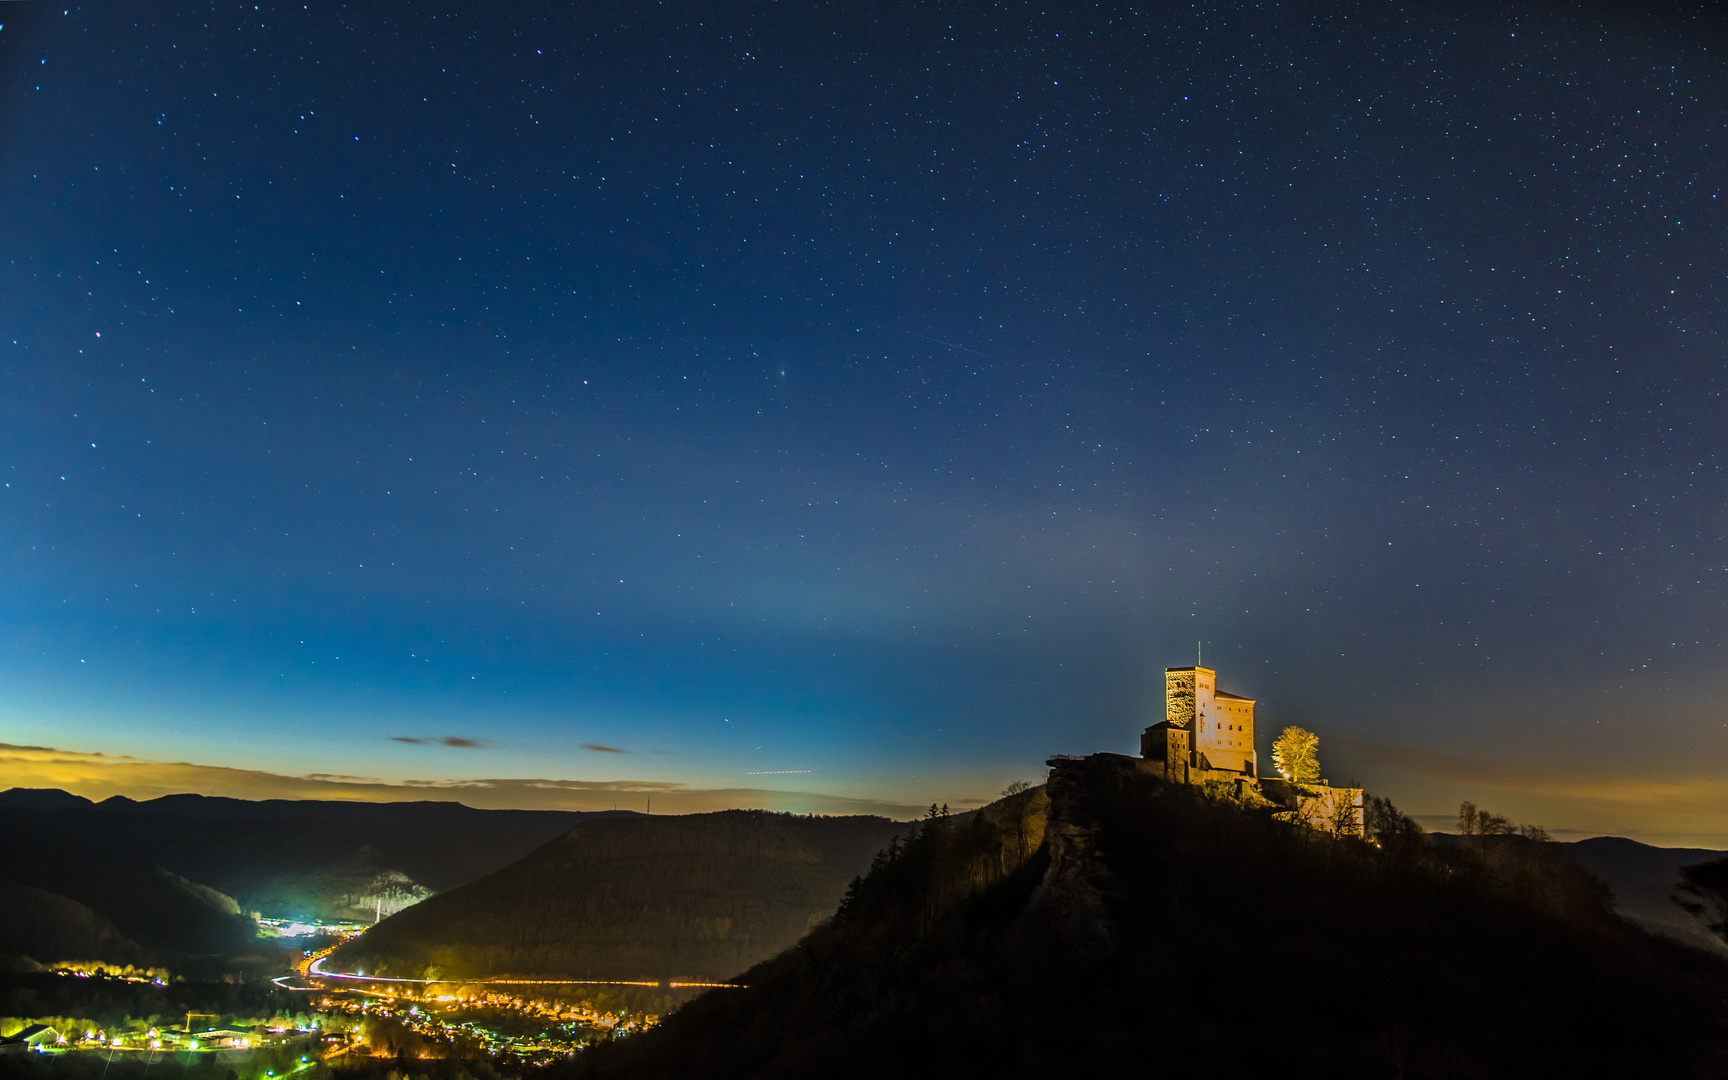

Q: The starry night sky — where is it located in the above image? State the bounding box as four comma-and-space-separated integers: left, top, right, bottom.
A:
2, 1, 1725, 836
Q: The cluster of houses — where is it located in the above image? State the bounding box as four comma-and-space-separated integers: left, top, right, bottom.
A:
1, 1021, 277, 1056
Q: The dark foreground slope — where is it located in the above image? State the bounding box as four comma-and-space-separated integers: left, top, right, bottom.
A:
332, 810, 907, 982
563, 755, 1728, 1080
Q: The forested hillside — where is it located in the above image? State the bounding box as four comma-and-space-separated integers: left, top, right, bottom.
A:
0, 787, 620, 972
0, 858, 260, 970
0, 789, 604, 924
330, 810, 908, 982
562, 755, 1728, 1080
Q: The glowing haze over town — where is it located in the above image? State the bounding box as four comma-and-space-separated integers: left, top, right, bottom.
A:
3, 1, 1726, 844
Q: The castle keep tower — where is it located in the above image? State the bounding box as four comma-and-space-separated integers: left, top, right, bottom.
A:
1140, 666, 1257, 782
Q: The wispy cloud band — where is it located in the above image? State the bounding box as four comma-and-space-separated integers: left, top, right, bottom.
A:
393, 736, 489, 748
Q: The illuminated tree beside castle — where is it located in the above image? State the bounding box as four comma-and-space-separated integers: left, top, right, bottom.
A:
1272, 725, 1320, 784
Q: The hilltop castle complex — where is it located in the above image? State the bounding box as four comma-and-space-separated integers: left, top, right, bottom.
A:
1137, 664, 1362, 835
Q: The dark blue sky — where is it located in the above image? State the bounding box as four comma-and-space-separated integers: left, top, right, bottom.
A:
3, 1, 1725, 835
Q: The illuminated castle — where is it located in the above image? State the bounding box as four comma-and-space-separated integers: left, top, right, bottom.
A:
1139, 663, 1363, 835
1140, 665, 1258, 783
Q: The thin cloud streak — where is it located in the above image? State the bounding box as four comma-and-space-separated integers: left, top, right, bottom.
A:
392, 736, 490, 748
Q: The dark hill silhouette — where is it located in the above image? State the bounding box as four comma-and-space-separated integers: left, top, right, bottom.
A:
0, 788, 96, 810
0, 883, 142, 965
1563, 835, 1728, 955
330, 810, 907, 982
562, 755, 1728, 1080
0, 788, 618, 969
0, 852, 259, 968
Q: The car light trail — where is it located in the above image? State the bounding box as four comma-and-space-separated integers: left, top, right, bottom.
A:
309, 960, 743, 989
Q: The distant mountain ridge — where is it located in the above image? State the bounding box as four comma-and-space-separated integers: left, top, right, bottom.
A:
0, 787, 621, 968
1562, 835, 1728, 955
0, 788, 97, 810
0, 787, 614, 916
